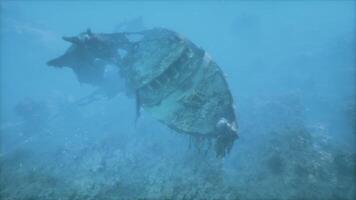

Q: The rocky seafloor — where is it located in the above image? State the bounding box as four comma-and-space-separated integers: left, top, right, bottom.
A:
1, 95, 355, 200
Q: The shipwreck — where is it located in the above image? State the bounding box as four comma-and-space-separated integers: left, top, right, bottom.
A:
48, 28, 238, 157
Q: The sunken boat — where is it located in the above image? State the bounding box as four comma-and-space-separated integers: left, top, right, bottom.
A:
48, 28, 238, 157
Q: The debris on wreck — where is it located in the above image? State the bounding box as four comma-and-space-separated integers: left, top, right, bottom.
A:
47, 28, 238, 157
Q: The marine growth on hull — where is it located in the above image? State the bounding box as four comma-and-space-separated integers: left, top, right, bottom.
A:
47, 28, 238, 157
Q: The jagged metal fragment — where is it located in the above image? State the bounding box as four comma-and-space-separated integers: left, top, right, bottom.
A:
47, 28, 238, 157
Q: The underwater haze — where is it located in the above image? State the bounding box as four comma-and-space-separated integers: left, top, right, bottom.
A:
1, 1, 355, 200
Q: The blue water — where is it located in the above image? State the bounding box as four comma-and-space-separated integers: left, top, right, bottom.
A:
0, 1, 355, 199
